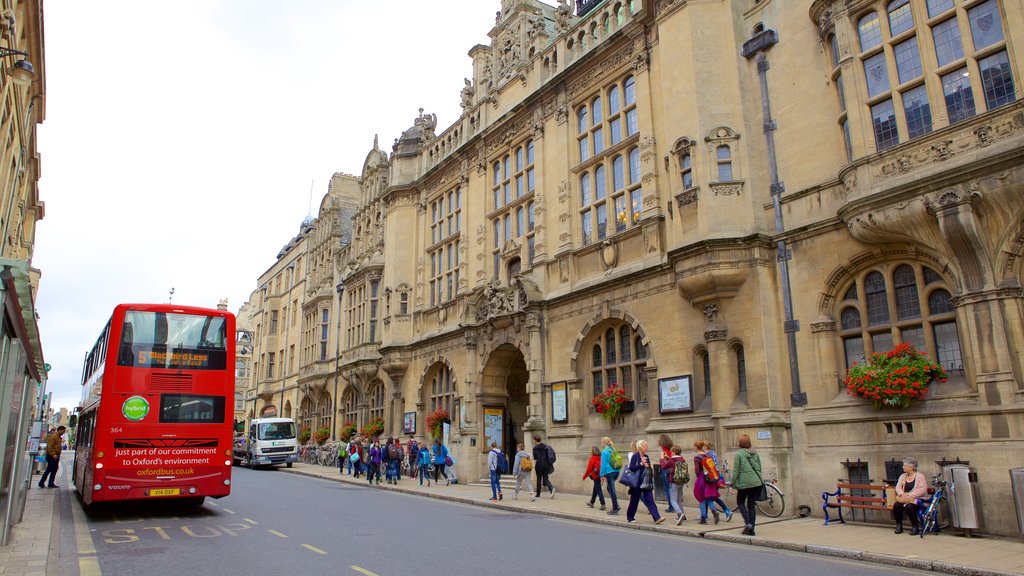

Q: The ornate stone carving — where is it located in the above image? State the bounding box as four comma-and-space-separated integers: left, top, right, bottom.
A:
710, 183, 743, 196
931, 140, 954, 161
704, 329, 728, 342
460, 78, 475, 111
676, 187, 699, 206
600, 239, 618, 269
975, 125, 993, 147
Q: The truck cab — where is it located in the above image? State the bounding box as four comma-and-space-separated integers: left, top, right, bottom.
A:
233, 418, 298, 468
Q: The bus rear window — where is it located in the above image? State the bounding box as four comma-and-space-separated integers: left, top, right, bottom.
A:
117, 311, 227, 369
159, 394, 225, 423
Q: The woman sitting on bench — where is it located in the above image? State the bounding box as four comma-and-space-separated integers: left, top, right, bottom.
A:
893, 457, 928, 535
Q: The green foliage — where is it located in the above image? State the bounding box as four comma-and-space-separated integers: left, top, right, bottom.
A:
845, 343, 947, 409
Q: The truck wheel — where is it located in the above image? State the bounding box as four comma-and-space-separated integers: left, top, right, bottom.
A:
286, 462, 293, 468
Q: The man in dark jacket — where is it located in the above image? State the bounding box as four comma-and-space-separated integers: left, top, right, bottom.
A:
531, 435, 556, 498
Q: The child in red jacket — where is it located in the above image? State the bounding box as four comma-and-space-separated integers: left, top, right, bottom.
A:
583, 445, 606, 510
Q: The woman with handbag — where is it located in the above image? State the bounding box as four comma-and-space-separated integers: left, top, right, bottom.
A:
623, 440, 665, 524
731, 434, 764, 536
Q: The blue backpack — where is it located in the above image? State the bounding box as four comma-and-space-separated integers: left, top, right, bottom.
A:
493, 450, 509, 474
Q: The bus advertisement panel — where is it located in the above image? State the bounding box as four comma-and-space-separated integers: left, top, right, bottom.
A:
73, 304, 235, 507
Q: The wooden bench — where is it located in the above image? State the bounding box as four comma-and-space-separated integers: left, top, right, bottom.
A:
821, 482, 891, 525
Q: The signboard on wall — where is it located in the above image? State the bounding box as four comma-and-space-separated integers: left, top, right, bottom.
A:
551, 382, 568, 423
658, 375, 694, 414
483, 406, 503, 449
403, 412, 416, 435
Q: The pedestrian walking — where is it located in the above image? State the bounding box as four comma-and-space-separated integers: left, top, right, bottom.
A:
406, 436, 420, 479
583, 445, 605, 510
732, 434, 764, 536
432, 438, 450, 485
657, 434, 674, 511
600, 436, 621, 515
703, 440, 732, 522
368, 439, 383, 485
512, 443, 536, 501
347, 438, 361, 476
386, 437, 403, 484
693, 440, 730, 523
38, 425, 66, 488
418, 443, 433, 486
625, 440, 664, 524
487, 442, 505, 501
531, 435, 556, 498
667, 445, 689, 524
337, 441, 348, 475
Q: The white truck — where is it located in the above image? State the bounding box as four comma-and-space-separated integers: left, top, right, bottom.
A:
233, 418, 299, 468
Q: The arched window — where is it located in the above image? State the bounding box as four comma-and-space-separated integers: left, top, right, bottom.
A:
887, 0, 913, 37
300, 396, 314, 433
590, 322, 648, 403
316, 391, 332, 431
341, 388, 358, 427
716, 145, 733, 181
858, 11, 882, 51
368, 381, 385, 423
430, 364, 456, 418
735, 345, 747, 392
838, 263, 963, 378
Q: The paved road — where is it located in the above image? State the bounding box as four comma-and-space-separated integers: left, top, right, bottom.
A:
59, 466, 930, 576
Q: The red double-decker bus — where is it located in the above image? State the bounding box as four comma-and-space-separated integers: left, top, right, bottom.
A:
73, 303, 235, 507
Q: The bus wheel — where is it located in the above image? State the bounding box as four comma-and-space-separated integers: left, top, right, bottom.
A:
286, 462, 293, 468
182, 497, 205, 507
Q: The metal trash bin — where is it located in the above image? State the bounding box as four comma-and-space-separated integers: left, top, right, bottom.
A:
1011, 468, 1024, 535
942, 464, 980, 532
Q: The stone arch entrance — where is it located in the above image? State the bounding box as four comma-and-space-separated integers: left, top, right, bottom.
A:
480, 343, 529, 456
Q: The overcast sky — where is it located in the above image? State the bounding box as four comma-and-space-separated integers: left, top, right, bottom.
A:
34, 0, 508, 412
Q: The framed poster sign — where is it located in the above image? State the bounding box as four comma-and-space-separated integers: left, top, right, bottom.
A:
403, 412, 416, 435
483, 406, 503, 449
658, 375, 694, 414
551, 381, 568, 423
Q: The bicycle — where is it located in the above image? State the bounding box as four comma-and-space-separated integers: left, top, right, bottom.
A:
918, 474, 949, 538
720, 459, 787, 518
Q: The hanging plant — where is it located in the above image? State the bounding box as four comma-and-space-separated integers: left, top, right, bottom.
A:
360, 417, 384, 439
297, 425, 311, 444
339, 421, 357, 442
591, 385, 632, 421
845, 343, 947, 409
426, 406, 450, 439
313, 425, 331, 444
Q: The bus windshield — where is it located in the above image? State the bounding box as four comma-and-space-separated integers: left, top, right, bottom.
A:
258, 422, 296, 440
117, 311, 227, 369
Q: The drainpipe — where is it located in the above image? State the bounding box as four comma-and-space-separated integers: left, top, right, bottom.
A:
742, 28, 806, 407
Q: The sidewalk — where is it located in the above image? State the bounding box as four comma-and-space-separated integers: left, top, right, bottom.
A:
0, 479, 60, 576
285, 462, 1024, 576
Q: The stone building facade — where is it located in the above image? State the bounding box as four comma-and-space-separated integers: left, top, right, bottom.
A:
241, 0, 1024, 534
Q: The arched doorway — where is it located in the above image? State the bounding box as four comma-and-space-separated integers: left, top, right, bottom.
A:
480, 343, 529, 456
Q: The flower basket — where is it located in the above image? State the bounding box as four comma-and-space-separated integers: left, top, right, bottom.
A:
297, 426, 311, 444
339, 421, 357, 442
591, 385, 632, 421
360, 417, 384, 439
313, 425, 331, 444
426, 406, 450, 440
844, 343, 947, 409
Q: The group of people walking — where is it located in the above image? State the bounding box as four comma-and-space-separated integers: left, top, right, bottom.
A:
339, 435, 453, 487
335, 432, 765, 537
577, 434, 765, 535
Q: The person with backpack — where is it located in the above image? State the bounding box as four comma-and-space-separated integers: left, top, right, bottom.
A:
386, 437, 403, 484
432, 438, 451, 485
668, 445, 689, 525
531, 435, 556, 499
732, 434, 764, 536
512, 443, 536, 501
349, 437, 363, 477
600, 436, 621, 515
704, 440, 733, 522
487, 442, 507, 501
338, 441, 348, 475
693, 440, 730, 523
625, 439, 665, 524
657, 434, 674, 512
417, 442, 433, 486
583, 445, 606, 510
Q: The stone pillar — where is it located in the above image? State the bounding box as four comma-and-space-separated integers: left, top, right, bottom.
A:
524, 312, 547, 432
810, 317, 839, 403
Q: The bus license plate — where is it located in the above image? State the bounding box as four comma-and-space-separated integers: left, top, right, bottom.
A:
149, 488, 180, 497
